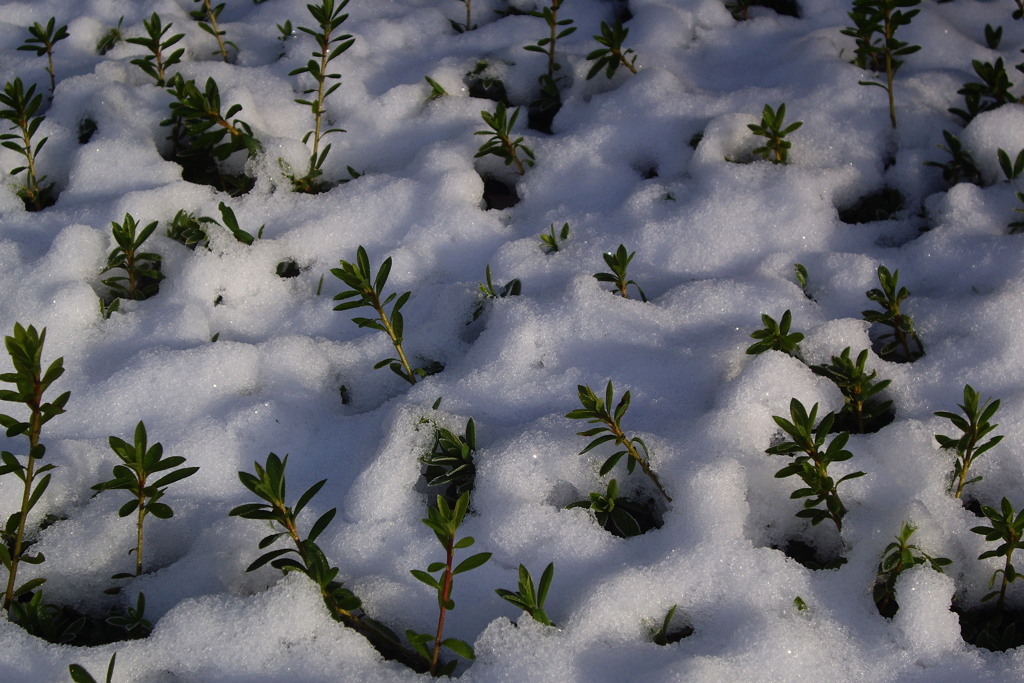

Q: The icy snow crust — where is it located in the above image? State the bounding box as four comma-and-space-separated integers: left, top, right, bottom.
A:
1, 0, 1024, 680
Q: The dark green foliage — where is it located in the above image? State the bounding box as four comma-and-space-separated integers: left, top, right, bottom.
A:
924, 130, 982, 186
524, 0, 576, 111
18, 17, 69, 96
811, 347, 892, 434
495, 562, 555, 626
949, 58, 1016, 125
1011, 192, 1024, 233
191, 0, 236, 62
127, 13, 184, 86
104, 592, 152, 637
540, 222, 570, 253
331, 246, 424, 384
96, 17, 124, 55
594, 244, 647, 301
92, 421, 198, 577
873, 522, 951, 618
985, 24, 1002, 49
652, 604, 693, 644
566, 381, 670, 501
862, 265, 924, 362
472, 265, 521, 321
766, 399, 865, 532
167, 203, 262, 251
566, 478, 645, 538
749, 103, 802, 164
586, 21, 638, 80
0, 324, 68, 610
424, 76, 448, 103
794, 264, 811, 299
746, 310, 804, 359
973, 498, 1024, 613
421, 418, 477, 504
407, 492, 491, 676
998, 148, 1024, 181
934, 384, 1002, 499
69, 653, 116, 683
8, 589, 83, 644
100, 213, 163, 306
475, 102, 534, 175
0, 78, 55, 211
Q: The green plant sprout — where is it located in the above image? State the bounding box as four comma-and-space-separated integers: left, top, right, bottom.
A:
841, 0, 920, 128
792, 596, 809, 611
166, 75, 261, 165
924, 130, 982, 186
472, 265, 521, 321
92, 421, 198, 578
423, 76, 448, 103
985, 24, 1002, 49
766, 398, 865, 532
450, 0, 476, 33
862, 265, 924, 362
540, 222, 570, 253
96, 17, 124, 56
746, 310, 804, 359
0, 78, 55, 211
949, 58, 1016, 124
525, 0, 576, 111
934, 384, 1002, 499
421, 418, 477, 505
495, 562, 555, 626
972, 497, 1024, 614
873, 522, 951, 618
475, 102, 534, 175
191, 0, 236, 62
127, 13, 184, 86
8, 589, 82, 643
407, 492, 492, 677
748, 103, 802, 164
585, 20, 638, 80
794, 264, 812, 299
332, 246, 427, 384
18, 17, 70, 97
566, 381, 671, 501
167, 203, 263, 250
0, 323, 69, 610
284, 0, 355, 193
594, 244, 647, 301
100, 213, 163, 305
998, 148, 1024, 181
651, 604, 693, 644
811, 347, 892, 434
104, 591, 152, 637
566, 478, 643, 538
69, 653, 116, 683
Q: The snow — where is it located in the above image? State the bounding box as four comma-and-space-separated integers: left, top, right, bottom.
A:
1, 0, 1024, 680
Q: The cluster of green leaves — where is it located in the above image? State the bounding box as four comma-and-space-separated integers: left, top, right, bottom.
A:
100, 213, 163, 311
284, 0, 355, 193
524, 0, 576, 112
746, 310, 804, 359
92, 421, 198, 579
473, 265, 522, 322
69, 653, 117, 683
96, 18, 124, 56
950, 58, 1017, 125
585, 21, 638, 80
999, 147, 1024, 183
873, 522, 951, 618
421, 418, 477, 505
925, 130, 982, 187
748, 103, 802, 164
567, 478, 651, 538
863, 265, 924, 362
934, 384, 1002, 500
127, 13, 184, 86
166, 202, 263, 251
812, 347, 892, 434
594, 244, 647, 301
766, 398, 864, 532
19, 17, 69, 97
841, 0, 920, 128
332, 246, 429, 385
407, 492, 491, 676
0, 324, 69, 610
495, 562, 555, 626
972, 498, 1024, 614
540, 222, 570, 253
475, 102, 535, 175
190, 0, 236, 62
0, 78, 55, 211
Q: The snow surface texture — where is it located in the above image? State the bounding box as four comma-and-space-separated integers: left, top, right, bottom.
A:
0, 0, 1023, 680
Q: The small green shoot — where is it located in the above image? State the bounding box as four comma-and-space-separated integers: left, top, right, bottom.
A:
652, 604, 693, 644
586, 21, 638, 80
972, 497, 1024, 614
100, 213, 163, 304
475, 102, 534, 175
949, 58, 1017, 125
746, 311, 804, 359
407, 492, 491, 676
566, 478, 642, 538
104, 592, 152, 637
998, 148, 1024, 181
594, 244, 647, 301
18, 17, 69, 97
424, 76, 448, 103
985, 24, 1002, 49
421, 418, 477, 505
69, 653, 116, 683
191, 0, 236, 62
934, 384, 1002, 499
766, 398, 864, 532
525, 0, 576, 111
495, 562, 555, 626
127, 13, 184, 86
0, 78, 55, 211
0, 324, 69, 610
873, 522, 951, 618
540, 222, 570, 253
92, 421, 198, 578
566, 381, 670, 501
862, 265, 924, 362
96, 17, 124, 56
748, 103, 802, 164
924, 130, 982, 186
793, 596, 808, 611
811, 347, 892, 434
472, 265, 521, 321
794, 264, 811, 298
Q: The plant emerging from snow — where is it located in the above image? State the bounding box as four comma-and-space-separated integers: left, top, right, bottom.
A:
972, 497, 1024, 614
949, 58, 1017, 125
594, 244, 647, 301
495, 562, 555, 626
475, 102, 534, 175
127, 13, 184, 86
924, 130, 982, 187
100, 213, 163, 315
872, 522, 951, 618
811, 347, 892, 434
746, 310, 804, 359
18, 18, 69, 97
540, 222, 570, 253
450, 0, 476, 33
586, 21, 638, 80
0, 78, 54, 211
421, 418, 477, 505
862, 265, 924, 362
567, 478, 647, 538
190, 0, 235, 62
934, 384, 1002, 499
749, 103, 802, 164
525, 0, 576, 112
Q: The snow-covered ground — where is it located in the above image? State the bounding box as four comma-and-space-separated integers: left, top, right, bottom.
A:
2, 0, 1024, 679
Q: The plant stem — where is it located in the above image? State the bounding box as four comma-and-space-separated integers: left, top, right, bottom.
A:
135, 488, 146, 576
609, 421, 671, 502
202, 0, 230, 62
430, 538, 455, 675
3, 381, 43, 609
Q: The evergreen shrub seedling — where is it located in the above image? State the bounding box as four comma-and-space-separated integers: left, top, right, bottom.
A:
407, 492, 491, 676
100, 213, 163, 307
925, 130, 982, 186
748, 103, 802, 164
594, 244, 647, 301
794, 264, 811, 299
524, 0, 576, 112
0, 323, 68, 610
949, 58, 1016, 125
652, 604, 693, 644
127, 13, 184, 86
746, 310, 803, 359
586, 21, 638, 80
567, 478, 645, 538
972, 497, 1024, 614
473, 265, 521, 321
766, 398, 864, 532
811, 347, 892, 434
540, 222, 570, 253
872, 522, 951, 618
862, 265, 924, 362
495, 562, 555, 626
96, 17, 124, 56
18, 18, 69, 97
475, 102, 534, 175
0, 78, 55, 211
421, 418, 477, 505
191, 0, 236, 62
934, 384, 1002, 499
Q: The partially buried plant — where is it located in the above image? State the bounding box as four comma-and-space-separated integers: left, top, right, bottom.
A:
924, 130, 982, 187
748, 103, 802, 164
811, 347, 892, 434
949, 58, 1017, 125
934, 384, 1002, 500
127, 13, 184, 86
566, 381, 671, 501
495, 562, 555, 626
100, 213, 163, 310
586, 20, 638, 80
96, 17, 124, 56
475, 102, 534, 175
190, 0, 236, 62
524, 0, 576, 112
472, 264, 521, 321
91, 421, 198, 579
0, 78, 55, 211
746, 310, 804, 359
594, 244, 647, 301
450, 0, 476, 33
166, 202, 263, 252
872, 522, 951, 618
972, 497, 1024, 616
407, 492, 491, 677
766, 398, 864, 533
0, 323, 69, 610
18, 17, 69, 97
862, 265, 924, 362
421, 418, 477, 505
69, 653, 116, 683
540, 222, 570, 253
567, 478, 647, 538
